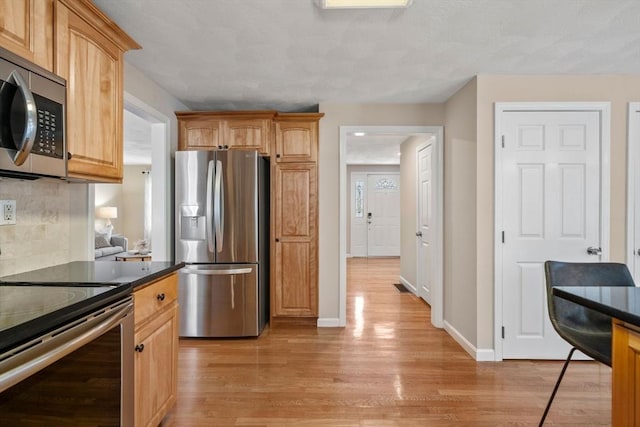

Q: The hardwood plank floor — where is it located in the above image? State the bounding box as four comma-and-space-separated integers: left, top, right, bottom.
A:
162, 257, 610, 426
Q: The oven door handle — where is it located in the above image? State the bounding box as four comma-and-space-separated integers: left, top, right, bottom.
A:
7, 70, 37, 166
0, 298, 133, 394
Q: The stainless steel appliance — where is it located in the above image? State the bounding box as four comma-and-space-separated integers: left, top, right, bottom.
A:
0, 46, 66, 180
176, 150, 269, 337
0, 284, 133, 426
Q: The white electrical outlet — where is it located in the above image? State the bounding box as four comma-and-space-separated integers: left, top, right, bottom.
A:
0, 200, 16, 225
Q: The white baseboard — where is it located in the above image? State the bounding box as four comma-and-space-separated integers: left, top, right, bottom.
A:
444, 320, 496, 361
317, 318, 343, 327
399, 275, 417, 293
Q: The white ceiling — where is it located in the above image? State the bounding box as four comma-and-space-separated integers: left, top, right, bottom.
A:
103, 0, 640, 164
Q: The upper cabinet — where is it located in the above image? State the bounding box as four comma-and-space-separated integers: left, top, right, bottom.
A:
56, 0, 140, 182
176, 111, 275, 156
273, 114, 321, 163
0, 0, 54, 71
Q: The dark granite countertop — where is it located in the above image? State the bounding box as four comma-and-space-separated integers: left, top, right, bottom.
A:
1, 261, 185, 289
0, 261, 184, 354
553, 286, 640, 327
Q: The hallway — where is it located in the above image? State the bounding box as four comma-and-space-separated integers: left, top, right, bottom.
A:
164, 257, 610, 426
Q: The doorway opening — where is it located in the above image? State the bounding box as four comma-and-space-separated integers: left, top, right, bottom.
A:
338, 125, 444, 329
92, 93, 172, 261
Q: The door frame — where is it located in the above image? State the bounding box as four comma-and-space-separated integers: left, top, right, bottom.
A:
338, 125, 444, 328
494, 102, 611, 361
627, 102, 640, 278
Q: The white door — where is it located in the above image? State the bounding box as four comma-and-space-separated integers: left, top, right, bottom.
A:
501, 110, 605, 359
417, 144, 432, 303
628, 105, 640, 281
367, 174, 400, 256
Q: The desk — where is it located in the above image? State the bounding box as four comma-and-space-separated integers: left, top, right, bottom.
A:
553, 286, 640, 426
115, 253, 152, 262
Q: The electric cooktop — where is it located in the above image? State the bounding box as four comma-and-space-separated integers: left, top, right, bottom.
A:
0, 283, 131, 354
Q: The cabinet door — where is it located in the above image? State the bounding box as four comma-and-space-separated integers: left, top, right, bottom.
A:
223, 118, 271, 155
272, 163, 318, 317
274, 120, 317, 163
178, 118, 222, 150
612, 321, 640, 427
56, 3, 124, 181
134, 304, 178, 427
0, 0, 54, 70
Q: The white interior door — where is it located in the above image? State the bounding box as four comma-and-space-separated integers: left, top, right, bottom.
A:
500, 110, 605, 359
628, 104, 640, 281
417, 144, 432, 303
366, 174, 400, 257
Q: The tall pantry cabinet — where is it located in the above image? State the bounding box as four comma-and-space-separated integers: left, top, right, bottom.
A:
271, 113, 323, 325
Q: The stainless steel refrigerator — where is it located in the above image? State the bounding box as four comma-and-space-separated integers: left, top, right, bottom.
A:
175, 150, 269, 337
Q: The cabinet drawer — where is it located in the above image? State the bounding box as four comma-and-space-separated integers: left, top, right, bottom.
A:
134, 273, 178, 326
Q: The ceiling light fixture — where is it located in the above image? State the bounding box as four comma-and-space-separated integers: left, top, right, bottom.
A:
320, 0, 412, 9
353, 132, 366, 136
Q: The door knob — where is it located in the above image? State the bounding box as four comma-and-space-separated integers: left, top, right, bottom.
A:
587, 246, 602, 256
416, 231, 423, 237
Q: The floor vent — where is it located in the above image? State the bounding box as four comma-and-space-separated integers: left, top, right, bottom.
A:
393, 283, 410, 293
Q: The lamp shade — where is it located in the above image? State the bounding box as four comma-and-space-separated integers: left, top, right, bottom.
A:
97, 206, 118, 219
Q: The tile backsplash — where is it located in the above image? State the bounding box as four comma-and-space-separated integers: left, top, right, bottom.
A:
0, 179, 73, 276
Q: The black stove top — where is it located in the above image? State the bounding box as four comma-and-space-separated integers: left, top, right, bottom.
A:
0, 282, 131, 354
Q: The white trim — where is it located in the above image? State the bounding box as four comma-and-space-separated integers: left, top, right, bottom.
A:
399, 275, 416, 294
339, 125, 444, 329
627, 103, 640, 277
317, 318, 342, 327
444, 320, 496, 361
123, 92, 172, 261
494, 102, 612, 361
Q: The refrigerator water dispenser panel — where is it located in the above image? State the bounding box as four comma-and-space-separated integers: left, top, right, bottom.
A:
180, 205, 205, 241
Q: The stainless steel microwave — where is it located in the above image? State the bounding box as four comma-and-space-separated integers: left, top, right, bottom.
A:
0, 47, 66, 180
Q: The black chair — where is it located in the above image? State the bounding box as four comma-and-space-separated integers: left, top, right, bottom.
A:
540, 261, 635, 426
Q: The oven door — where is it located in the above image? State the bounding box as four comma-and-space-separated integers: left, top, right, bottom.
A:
0, 297, 134, 426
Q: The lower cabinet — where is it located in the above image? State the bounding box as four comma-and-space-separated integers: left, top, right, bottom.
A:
133, 273, 179, 427
612, 320, 640, 427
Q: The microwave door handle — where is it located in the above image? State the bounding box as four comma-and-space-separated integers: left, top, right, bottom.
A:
214, 159, 224, 253
8, 71, 37, 166
205, 160, 215, 253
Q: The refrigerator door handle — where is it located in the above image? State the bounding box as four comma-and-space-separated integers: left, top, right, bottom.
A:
181, 267, 253, 275
205, 160, 215, 253
214, 159, 224, 253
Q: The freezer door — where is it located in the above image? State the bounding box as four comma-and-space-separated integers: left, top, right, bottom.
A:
175, 151, 216, 263
215, 151, 259, 263
178, 264, 259, 337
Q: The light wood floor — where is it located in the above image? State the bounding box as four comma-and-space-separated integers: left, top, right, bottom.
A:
162, 257, 610, 426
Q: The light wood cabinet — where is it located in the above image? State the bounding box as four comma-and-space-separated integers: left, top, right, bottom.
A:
55, 0, 140, 182
271, 113, 323, 324
0, 0, 54, 71
273, 117, 318, 163
273, 163, 318, 317
612, 319, 640, 427
133, 273, 179, 427
177, 111, 275, 156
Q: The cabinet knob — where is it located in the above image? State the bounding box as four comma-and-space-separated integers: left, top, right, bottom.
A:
218, 145, 223, 149
157, 293, 166, 301
275, 238, 280, 242
224, 145, 229, 149
67, 152, 73, 160
135, 344, 145, 353
276, 154, 281, 158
